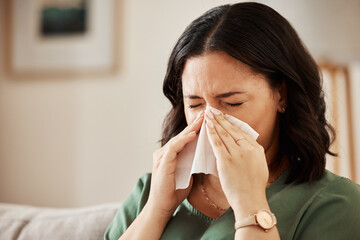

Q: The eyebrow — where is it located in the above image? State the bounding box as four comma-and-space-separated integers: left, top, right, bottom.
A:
184, 91, 245, 99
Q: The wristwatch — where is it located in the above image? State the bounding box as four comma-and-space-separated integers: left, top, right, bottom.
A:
234, 209, 277, 232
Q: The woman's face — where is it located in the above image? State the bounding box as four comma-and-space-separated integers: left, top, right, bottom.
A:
182, 51, 285, 161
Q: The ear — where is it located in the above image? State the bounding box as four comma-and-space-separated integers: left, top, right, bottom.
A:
276, 81, 287, 113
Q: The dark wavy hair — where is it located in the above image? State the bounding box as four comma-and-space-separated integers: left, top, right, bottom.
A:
161, 2, 335, 184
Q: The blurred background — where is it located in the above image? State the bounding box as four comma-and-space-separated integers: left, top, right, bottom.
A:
0, 0, 359, 208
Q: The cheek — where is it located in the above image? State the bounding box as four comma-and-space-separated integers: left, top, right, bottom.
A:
251, 107, 279, 149
231, 99, 278, 148
184, 104, 206, 125
184, 108, 198, 125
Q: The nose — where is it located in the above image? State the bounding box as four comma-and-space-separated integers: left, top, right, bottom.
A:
203, 101, 226, 115
202, 97, 219, 111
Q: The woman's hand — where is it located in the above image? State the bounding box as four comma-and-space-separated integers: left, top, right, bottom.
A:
119, 112, 204, 240
147, 111, 204, 219
204, 110, 269, 215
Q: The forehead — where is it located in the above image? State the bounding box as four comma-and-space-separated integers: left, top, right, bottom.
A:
181, 51, 269, 95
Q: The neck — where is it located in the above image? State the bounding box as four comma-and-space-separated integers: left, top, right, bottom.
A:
267, 155, 288, 187
264, 132, 288, 185
263, 120, 288, 182
204, 174, 224, 194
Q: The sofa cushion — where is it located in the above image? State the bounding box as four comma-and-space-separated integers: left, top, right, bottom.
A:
0, 202, 121, 240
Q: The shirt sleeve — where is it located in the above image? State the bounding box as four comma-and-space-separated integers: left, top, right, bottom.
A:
104, 173, 152, 240
294, 177, 360, 240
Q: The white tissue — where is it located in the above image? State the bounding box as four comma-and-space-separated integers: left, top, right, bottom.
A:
175, 106, 259, 189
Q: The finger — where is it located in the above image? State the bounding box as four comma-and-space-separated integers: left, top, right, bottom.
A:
205, 113, 238, 155
205, 116, 231, 159
206, 112, 256, 157
211, 111, 257, 146
157, 112, 203, 168
160, 131, 197, 166
179, 111, 204, 136
164, 112, 202, 149
163, 111, 203, 149
224, 113, 259, 145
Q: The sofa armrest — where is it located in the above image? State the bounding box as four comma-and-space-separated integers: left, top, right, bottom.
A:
0, 202, 121, 240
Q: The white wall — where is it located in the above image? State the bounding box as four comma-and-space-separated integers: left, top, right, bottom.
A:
0, 0, 359, 207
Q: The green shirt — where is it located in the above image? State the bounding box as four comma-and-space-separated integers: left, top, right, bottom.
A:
104, 170, 360, 239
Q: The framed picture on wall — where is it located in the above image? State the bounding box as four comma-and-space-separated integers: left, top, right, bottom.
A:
3, 0, 119, 78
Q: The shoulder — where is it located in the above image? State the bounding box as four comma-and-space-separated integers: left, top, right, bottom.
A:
294, 171, 360, 239
128, 173, 152, 209
304, 170, 360, 215
136, 173, 152, 191
104, 173, 152, 240
314, 170, 360, 201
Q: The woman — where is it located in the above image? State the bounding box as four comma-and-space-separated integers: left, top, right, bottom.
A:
105, 2, 360, 240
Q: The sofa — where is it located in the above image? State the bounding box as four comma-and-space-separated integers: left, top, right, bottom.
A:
0, 202, 121, 240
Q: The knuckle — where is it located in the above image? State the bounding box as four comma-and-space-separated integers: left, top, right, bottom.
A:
231, 126, 240, 134
221, 131, 230, 138
168, 134, 179, 143
163, 149, 175, 161
182, 125, 190, 132
207, 126, 216, 133
214, 139, 223, 147
223, 156, 232, 163
163, 148, 172, 158
167, 141, 176, 150
167, 138, 175, 145
234, 150, 245, 158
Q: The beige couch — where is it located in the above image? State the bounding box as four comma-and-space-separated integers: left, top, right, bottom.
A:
0, 202, 121, 240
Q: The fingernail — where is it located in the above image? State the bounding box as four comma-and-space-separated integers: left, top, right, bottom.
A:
210, 107, 222, 115
206, 118, 214, 128
205, 110, 214, 119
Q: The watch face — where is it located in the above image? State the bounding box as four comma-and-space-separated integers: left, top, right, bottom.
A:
256, 210, 275, 229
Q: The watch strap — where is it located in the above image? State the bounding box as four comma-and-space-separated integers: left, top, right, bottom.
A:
234, 215, 257, 230
234, 209, 277, 231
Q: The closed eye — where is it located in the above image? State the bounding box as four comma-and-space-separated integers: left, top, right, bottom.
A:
226, 102, 243, 107
188, 104, 202, 109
